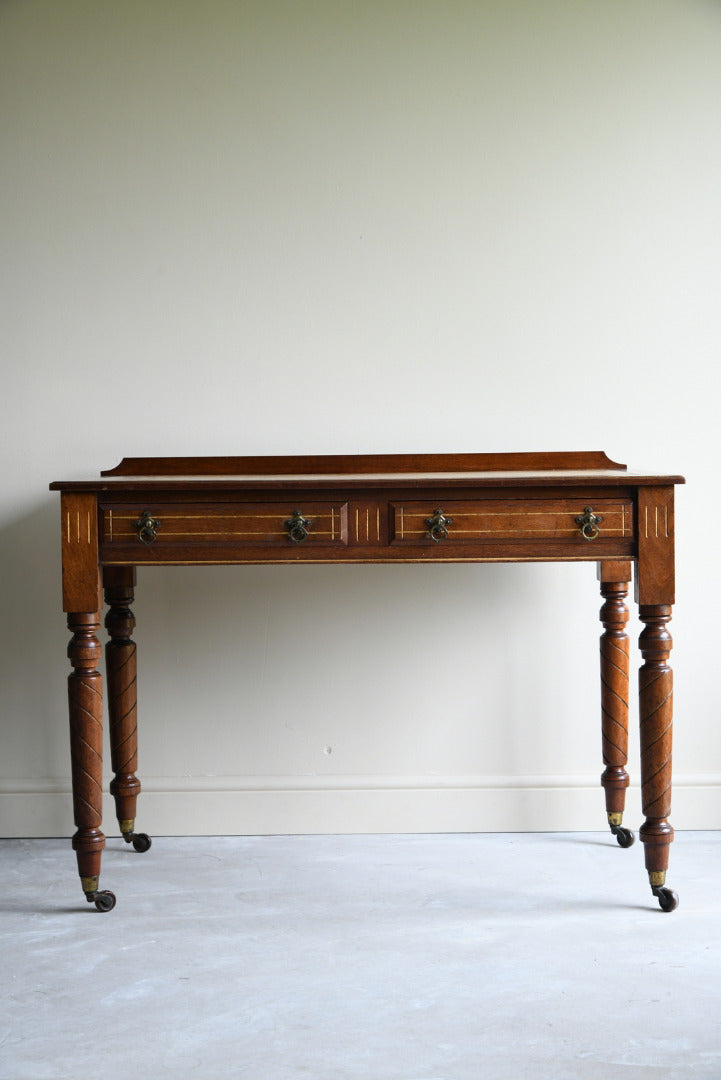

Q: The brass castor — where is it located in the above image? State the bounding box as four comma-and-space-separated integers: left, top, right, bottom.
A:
90, 890, 117, 913
653, 885, 679, 913
122, 829, 152, 853
610, 824, 635, 848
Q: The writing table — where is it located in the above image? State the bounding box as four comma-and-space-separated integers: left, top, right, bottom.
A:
50, 451, 684, 912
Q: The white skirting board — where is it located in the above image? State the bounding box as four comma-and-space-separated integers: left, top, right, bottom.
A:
1, 774, 719, 836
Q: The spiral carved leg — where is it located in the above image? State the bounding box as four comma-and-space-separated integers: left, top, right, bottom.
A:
104, 568, 151, 855
67, 613, 115, 911
639, 605, 677, 911
599, 576, 634, 847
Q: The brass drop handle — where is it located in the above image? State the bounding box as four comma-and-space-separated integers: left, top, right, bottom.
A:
425, 508, 453, 543
575, 506, 603, 541
285, 510, 312, 543
134, 510, 161, 544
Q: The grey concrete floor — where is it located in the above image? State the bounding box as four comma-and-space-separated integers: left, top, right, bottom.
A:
1, 832, 720, 1079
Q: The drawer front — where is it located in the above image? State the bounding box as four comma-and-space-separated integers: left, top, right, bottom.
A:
100, 501, 349, 558
390, 498, 634, 546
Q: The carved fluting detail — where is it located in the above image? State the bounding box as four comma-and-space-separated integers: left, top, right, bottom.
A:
638, 605, 674, 872
67, 613, 105, 879
105, 583, 141, 827
599, 581, 631, 816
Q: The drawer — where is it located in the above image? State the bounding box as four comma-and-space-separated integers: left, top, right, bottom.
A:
100, 501, 349, 558
389, 498, 634, 546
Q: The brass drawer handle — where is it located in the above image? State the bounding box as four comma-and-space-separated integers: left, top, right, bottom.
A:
425, 508, 453, 543
285, 510, 312, 543
575, 506, 603, 541
134, 510, 161, 544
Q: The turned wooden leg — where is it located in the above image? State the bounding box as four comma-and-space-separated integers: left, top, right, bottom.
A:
638, 604, 678, 911
599, 571, 634, 847
104, 567, 151, 854
67, 612, 115, 911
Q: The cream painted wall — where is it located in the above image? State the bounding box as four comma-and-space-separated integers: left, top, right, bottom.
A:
1, 0, 720, 837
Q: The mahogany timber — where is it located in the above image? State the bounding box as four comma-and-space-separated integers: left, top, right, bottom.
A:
66, 612, 105, 895
49, 451, 685, 912
638, 606, 675, 882
101, 451, 628, 477
598, 561, 632, 833
104, 567, 142, 837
